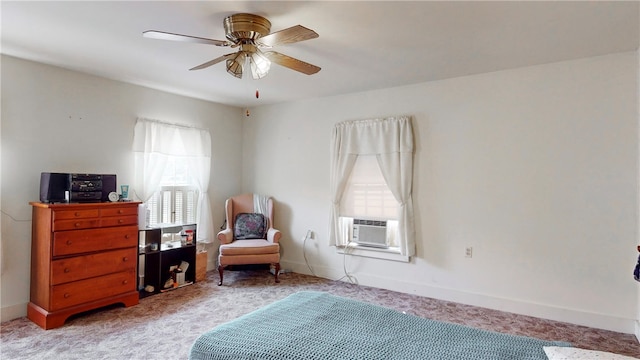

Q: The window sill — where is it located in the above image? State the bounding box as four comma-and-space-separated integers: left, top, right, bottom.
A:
336, 243, 410, 262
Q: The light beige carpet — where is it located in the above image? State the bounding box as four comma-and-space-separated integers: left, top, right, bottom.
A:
1, 270, 639, 359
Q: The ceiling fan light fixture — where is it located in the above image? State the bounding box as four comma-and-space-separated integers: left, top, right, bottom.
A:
226, 52, 246, 78
249, 50, 271, 79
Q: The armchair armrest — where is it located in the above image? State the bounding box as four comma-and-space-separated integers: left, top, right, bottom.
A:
217, 228, 233, 244
267, 228, 281, 243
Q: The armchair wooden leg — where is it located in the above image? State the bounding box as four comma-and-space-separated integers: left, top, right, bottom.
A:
274, 263, 280, 283
218, 265, 224, 286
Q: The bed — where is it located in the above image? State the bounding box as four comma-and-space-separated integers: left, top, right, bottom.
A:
189, 291, 572, 360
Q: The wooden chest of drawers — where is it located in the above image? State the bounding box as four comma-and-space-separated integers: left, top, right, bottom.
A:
28, 201, 140, 329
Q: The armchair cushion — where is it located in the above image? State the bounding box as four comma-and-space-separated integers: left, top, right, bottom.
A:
219, 239, 279, 256
234, 213, 267, 240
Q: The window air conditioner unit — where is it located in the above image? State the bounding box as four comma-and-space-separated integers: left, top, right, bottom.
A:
352, 219, 388, 248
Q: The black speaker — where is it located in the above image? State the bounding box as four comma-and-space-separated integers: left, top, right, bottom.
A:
101, 174, 117, 201
40, 173, 70, 203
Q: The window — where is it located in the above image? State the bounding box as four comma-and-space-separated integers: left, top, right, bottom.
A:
341, 155, 398, 220
147, 186, 198, 226
147, 157, 198, 226
329, 116, 415, 260
340, 155, 400, 249
133, 118, 213, 244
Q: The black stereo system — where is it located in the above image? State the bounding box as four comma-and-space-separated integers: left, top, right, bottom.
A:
40, 172, 116, 203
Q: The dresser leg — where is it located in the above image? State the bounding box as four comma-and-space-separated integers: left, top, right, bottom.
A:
27, 303, 67, 330
27, 292, 139, 330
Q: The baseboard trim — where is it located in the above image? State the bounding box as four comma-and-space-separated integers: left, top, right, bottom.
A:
283, 260, 636, 334
1, 302, 27, 323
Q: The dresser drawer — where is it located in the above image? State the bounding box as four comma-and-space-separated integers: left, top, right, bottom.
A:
101, 206, 138, 217
100, 215, 138, 228
50, 269, 136, 310
52, 225, 138, 257
51, 248, 137, 285
53, 209, 100, 221
53, 218, 100, 231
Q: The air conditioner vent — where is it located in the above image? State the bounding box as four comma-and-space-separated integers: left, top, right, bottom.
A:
352, 219, 388, 248
353, 218, 387, 227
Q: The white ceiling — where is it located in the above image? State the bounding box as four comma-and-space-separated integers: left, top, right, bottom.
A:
2, 1, 639, 108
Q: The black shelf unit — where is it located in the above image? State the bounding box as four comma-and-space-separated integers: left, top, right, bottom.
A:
138, 223, 197, 298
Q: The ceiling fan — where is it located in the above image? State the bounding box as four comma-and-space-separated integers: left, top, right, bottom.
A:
143, 13, 321, 80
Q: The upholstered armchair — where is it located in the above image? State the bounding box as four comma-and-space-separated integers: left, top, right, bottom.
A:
216, 193, 281, 286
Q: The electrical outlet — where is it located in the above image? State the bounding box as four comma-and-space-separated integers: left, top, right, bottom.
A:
302, 230, 314, 242
465, 247, 473, 258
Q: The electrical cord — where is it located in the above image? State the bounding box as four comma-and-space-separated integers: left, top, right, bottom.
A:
0, 209, 32, 276
302, 230, 317, 277
0, 209, 31, 222
337, 241, 359, 285
301, 230, 358, 285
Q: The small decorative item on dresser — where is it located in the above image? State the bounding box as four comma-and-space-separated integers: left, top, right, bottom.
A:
108, 191, 119, 202
120, 185, 129, 199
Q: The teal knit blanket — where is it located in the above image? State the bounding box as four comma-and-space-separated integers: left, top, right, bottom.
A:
189, 291, 570, 360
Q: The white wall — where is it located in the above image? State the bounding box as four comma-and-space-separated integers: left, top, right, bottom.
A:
2, 52, 638, 334
0, 55, 244, 322
243, 52, 639, 333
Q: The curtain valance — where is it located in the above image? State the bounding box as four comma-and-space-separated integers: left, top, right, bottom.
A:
333, 116, 413, 155
132, 118, 211, 157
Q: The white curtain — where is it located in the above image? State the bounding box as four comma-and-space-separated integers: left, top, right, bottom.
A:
132, 118, 214, 244
329, 116, 415, 256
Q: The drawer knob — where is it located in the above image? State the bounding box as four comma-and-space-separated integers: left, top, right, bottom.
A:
118, 210, 124, 214
122, 280, 128, 285
125, 234, 130, 239
118, 219, 124, 224
64, 293, 70, 298
66, 240, 72, 245
74, 212, 80, 217
74, 222, 81, 227
123, 257, 128, 262
64, 268, 70, 273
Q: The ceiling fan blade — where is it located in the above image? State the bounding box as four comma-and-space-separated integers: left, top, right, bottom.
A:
143, 30, 230, 47
257, 25, 318, 47
263, 51, 321, 75
190, 53, 237, 71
